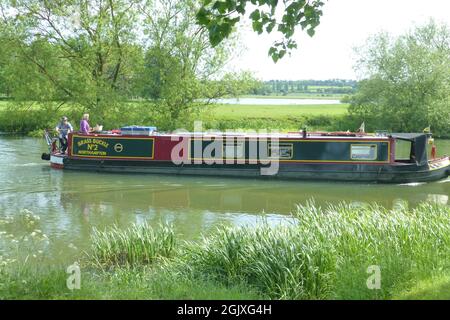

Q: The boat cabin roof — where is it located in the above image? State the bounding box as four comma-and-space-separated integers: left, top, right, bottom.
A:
390, 133, 428, 141
154, 132, 391, 140
81, 131, 428, 141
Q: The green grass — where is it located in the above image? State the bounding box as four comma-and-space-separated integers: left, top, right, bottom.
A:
90, 222, 176, 267
1, 201, 448, 300
393, 275, 450, 300
178, 201, 450, 299
209, 104, 349, 120
202, 103, 354, 132
238, 94, 347, 100
0, 266, 262, 300
0, 101, 349, 118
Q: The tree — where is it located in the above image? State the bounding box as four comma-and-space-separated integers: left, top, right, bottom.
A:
349, 21, 450, 137
196, 0, 325, 62
0, 0, 143, 120
0, 0, 257, 130
136, 0, 258, 129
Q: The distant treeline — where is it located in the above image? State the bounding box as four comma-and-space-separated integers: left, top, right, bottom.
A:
253, 79, 358, 95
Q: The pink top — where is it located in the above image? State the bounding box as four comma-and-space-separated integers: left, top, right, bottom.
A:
80, 119, 90, 134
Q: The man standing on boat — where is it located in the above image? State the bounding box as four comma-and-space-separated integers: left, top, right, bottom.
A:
55, 116, 73, 154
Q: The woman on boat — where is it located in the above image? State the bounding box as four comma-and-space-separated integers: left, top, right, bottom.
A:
80, 113, 91, 134
55, 116, 73, 154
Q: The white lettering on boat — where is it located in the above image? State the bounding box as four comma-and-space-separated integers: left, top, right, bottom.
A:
77, 138, 109, 149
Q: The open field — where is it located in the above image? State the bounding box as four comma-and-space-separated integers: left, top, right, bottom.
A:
201, 103, 352, 132
240, 94, 347, 100
0, 100, 348, 113
209, 103, 349, 120
0, 100, 352, 134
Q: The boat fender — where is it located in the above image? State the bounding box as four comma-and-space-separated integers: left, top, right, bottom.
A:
41, 153, 50, 161
431, 145, 436, 159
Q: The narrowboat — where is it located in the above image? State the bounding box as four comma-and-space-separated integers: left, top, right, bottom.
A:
42, 126, 449, 183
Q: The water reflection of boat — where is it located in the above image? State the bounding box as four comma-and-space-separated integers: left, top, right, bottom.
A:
43, 128, 449, 183
58, 174, 449, 217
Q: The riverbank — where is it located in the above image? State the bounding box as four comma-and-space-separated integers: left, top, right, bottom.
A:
1, 202, 449, 300
0, 100, 355, 135
1, 100, 448, 139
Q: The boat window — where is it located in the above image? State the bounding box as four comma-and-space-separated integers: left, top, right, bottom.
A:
395, 139, 412, 161
223, 142, 245, 159
351, 144, 377, 160
268, 143, 293, 159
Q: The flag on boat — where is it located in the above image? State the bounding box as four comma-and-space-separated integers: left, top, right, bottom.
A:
357, 122, 365, 133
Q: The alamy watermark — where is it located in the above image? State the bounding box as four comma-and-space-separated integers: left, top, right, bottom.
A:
170, 121, 281, 176
66, 262, 81, 290
366, 265, 381, 290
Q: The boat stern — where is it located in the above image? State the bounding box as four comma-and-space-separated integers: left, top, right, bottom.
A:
50, 154, 65, 169
427, 156, 450, 179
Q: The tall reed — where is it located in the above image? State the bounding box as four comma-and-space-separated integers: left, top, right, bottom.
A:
87, 202, 449, 299
90, 222, 176, 267
178, 201, 450, 299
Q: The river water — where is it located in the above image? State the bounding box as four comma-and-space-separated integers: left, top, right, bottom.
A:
0, 136, 449, 265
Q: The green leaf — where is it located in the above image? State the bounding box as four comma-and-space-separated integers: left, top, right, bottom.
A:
268, 46, 277, 56
266, 21, 276, 33
252, 21, 263, 34
236, 3, 246, 14
307, 28, 315, 37
213, 1, 229, 14
196, 8, 211, 26
271, 53, 279, 63
250, 9, 261, 21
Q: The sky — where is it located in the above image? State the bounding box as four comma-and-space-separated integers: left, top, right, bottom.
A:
230, 0, 450, 80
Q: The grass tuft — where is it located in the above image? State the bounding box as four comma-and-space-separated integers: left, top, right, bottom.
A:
90, 222, 176, 267
175, 201, 450, 299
